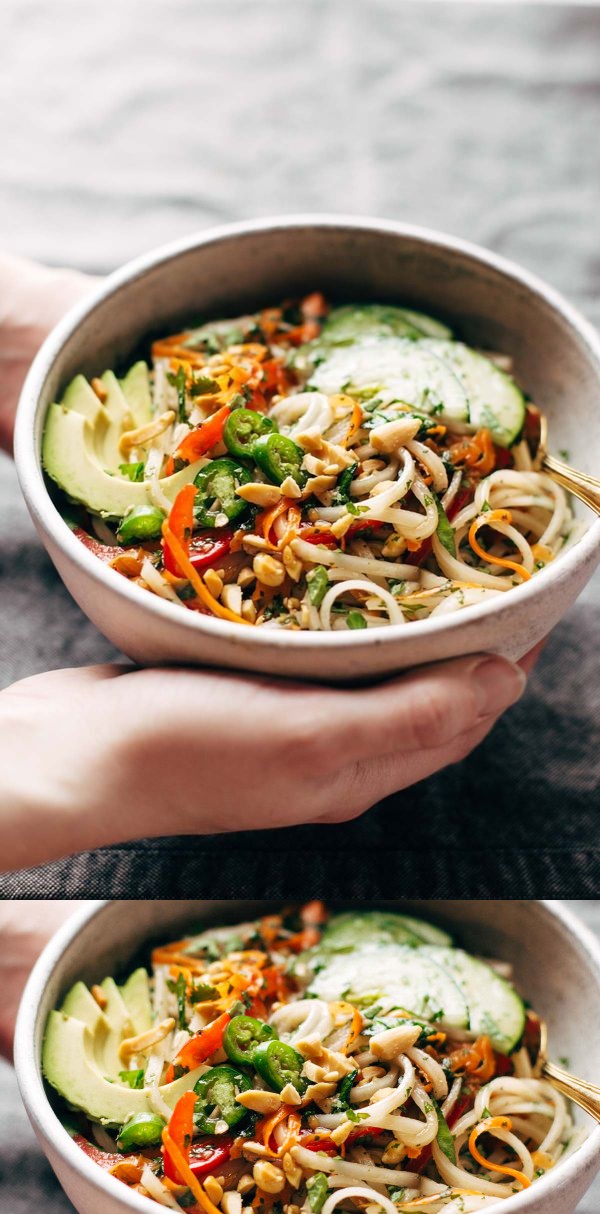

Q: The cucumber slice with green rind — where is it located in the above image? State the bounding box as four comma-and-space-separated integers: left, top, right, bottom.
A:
424, 946, 526, 1052
309, 338, 469, 420
317, 911, 453, 952
307, 943, 469, 1028
422, 341, 526, 447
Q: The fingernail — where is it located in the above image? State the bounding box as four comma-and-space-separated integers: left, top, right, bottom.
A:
472, 657, 527, 719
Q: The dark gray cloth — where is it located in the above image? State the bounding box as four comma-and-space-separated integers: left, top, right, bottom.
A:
1, 0, 599, 899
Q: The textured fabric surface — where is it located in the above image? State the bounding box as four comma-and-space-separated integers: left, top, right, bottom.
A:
1, 0, 599, 899
0, 900, 598, 1213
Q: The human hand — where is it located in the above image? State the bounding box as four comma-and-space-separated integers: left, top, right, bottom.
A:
0, 899, 78, 1061
0, 251, 101, 452
0, 652, 529, 871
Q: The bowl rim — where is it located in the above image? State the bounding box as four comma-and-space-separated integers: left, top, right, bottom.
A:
14, 898, 600, 1214
14, 213, 600, 656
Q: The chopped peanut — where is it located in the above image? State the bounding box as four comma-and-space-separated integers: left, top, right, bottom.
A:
119, 411, 175, 454
91, 984, 108, 1009
236, 1089, 282, 1114
237, 566, 256, 588
204, 1176, 223, 1204
252, 1161, 286, 1195
370, 1022, 421, 1060
279, 475, 303, 499
371, 416, 421, 454
204, 568, 224, 598
241, 599, 257, 623
253, 553, 285, 588
118, 1017, 175, 1061
282, 544, 303, 581
282, 1151, 303, 1188
91, 377, 108, 402
221, 583, 243, 615
222, 1192, 243, 1214
237, 482, 283, 508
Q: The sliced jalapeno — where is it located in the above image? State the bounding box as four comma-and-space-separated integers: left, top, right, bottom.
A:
194, 458, 252, 528
117, 504, 166, 543
223, 1015, 278, 1068
193, 1064, 252, 1134
117, 1111, 166, 1150
252, 433, 305, 486
223, 408, 277, 460
252, 1039, 306, 1094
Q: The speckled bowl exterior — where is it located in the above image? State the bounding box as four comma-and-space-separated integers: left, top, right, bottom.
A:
14, 899, 600, 1214
14, 217, 600, 681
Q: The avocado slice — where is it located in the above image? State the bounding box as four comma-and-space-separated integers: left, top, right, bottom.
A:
120, 362, 152, 428
43, 404, 203, 520
60, 981, 110, 1036
43, 1011, 203, 1127
120, 968, 153, 1034
61, 375, 106, 425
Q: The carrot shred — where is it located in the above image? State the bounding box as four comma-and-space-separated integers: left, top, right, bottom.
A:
257, 1103, 295, 1151
161, 523, 251, 624
257, 496, 293, 545
468, 511, 531, 581
161, 1130, 224, 1214
468, 1118, 531, 1188
163, 1091, 197, 1184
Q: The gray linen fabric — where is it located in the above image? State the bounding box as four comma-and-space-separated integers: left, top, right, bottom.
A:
0, 0, 599, 898
0, 900, 598, 1213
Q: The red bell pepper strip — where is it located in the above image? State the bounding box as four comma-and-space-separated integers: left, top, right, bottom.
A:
177, 404, 231, 464
73, 527, 132, 563
300, 519, 385, 549
163, 527, 232, 576
164, 1011, 231, 1083
164, 1135, 233, 1184
162, 484, 197, 576
302, 1126, 384, 1156
162, 1091, 197, 1185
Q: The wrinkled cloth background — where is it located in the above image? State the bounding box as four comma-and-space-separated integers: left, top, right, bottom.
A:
0, 900, 598, 1213
1, 0, 599, 900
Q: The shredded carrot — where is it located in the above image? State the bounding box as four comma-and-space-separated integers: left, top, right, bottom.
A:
257, 1103, 295, 1151
165, 1010, 231, 1083
468, 511, 531, 581
280, 1111, 302, 1154
162, 484, 197, 575
468, 1118, 531, 1188
161, 523, 251, 623
161, 1130, 223, 1214
163, 1091, 197, 1183
447, 1035, 496, 1081
257, 496, 293, 545
448, 427, 496, 475
281, 503, 303, 547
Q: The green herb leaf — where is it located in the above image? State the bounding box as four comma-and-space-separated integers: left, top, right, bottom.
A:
432, 1096, 456, 1164
306, 1173, 330, 1214
434, 491, 456, 557
306, 565, 329, 607
118, 461, 145, 482
333, 462, 358, 504
346, 610, 367, 630
118, 1068, 145, 1089
166, 972, 188, 1031
167, 365, 188, 422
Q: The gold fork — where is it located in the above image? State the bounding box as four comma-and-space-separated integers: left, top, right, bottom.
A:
534, 412, 600, 517
529, 1014, 600, 1123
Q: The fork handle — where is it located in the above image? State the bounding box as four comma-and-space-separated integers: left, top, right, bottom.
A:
542, 453, 600, 516
543, 1059, 600, 1122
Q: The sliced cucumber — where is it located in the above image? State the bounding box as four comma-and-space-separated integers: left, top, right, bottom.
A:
318, 304, 425, 344
425, 947, 526, 1052
423, 341, 526, 447
309, 338, 469, 420
397, 309, 453, 340
317, 910, 453, 953
307, 943, 469, 1029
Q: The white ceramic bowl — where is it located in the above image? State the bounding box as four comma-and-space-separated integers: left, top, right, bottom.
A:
14, 899, 600, 1214
14, 216, 600, 682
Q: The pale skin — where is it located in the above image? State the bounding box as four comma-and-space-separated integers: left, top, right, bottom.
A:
0, 253, 539, 873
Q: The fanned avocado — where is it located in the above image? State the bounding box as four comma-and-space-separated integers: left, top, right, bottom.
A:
120, 362, 152, 427
43, 403, 203, 519
60, 981, 110, 1036
97, 977, 135, 1079
120, 968, 153, 1034
42, 1011, 202, 1127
